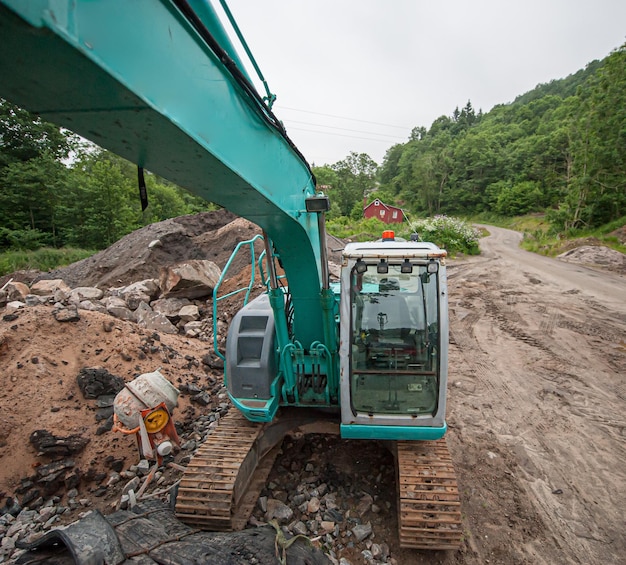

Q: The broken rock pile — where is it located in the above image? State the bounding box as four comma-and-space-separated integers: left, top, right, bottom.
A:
0, 258, 238, 343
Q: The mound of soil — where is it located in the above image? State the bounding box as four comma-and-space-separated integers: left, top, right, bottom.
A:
0, 305, 214, 505
0, 211, 349, 562
41, 210, 260, 289
557, 242, 626, 274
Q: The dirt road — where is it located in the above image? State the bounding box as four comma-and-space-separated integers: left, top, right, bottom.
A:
443, 225, 626, 564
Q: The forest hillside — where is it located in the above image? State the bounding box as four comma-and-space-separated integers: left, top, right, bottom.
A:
371, 44, 625, 233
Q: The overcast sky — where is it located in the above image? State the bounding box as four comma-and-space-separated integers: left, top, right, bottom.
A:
221, 0, 626, 167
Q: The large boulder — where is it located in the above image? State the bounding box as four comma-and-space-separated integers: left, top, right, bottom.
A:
135, 302, 178, 334
178, 304, 200, 323
5, 281, 30, 302
69, 287, 104, 303
150, 297, 191, 318
30, 279, 71, 297
118, 279, 160, 299
112, 279, 161, 310
5, 300, 25, 313
159, 260, 221, 300
78, 300, 108, 314
53, 304, 80, 322
103, 296, 136, 321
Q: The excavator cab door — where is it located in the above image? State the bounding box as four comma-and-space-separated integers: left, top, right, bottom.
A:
338, 244, 449, 440
350, 264, 438, 414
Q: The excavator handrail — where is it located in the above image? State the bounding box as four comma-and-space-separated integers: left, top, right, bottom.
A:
212, 233, 265, 360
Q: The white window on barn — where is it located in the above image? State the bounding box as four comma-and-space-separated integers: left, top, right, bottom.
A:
379, 210, 385, 218
392, 210, 398, 219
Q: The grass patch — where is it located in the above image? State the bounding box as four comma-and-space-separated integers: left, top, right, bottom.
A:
520, 216, 626, 256
469, 213, 625, 256
0, 247, 96, 277
469, 212, 549, 233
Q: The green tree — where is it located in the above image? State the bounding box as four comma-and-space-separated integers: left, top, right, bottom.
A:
0, 99, 75, 248
330, 152, 378, 216
378, 144, 404, 195
312, 165, 338, 191
0, 98, 73, 167
580, 44, 626, 226
61, 155, 138, 249
494, 180, 544, 215
0, 152, 69, 246
142, 178, 189, 223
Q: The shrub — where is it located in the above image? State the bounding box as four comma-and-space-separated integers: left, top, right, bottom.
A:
409, 215, 480, 255
327, 216, 387, 241
327, 214, 481, 255
0, 228, 51, 251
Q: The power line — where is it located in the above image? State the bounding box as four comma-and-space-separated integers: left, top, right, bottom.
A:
288, 126, 404, 143
286, 119, 406, 140
279, 106, 407, 130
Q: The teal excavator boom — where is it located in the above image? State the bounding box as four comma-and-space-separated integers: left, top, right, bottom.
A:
0, 0, 326, 348
0, 0, 462, 549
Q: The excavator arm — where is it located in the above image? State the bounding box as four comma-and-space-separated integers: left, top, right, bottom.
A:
0, 0, 325, 347
1, 4, 463, 549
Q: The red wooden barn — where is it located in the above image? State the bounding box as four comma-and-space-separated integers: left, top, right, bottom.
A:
363, 198, 404, 224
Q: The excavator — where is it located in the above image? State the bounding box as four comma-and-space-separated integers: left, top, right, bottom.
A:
0, 0, 461, 549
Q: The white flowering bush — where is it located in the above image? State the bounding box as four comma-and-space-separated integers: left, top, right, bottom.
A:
409, 215, 480, 255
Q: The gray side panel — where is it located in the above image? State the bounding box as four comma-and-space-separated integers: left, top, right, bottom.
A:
226, 294, 276, 400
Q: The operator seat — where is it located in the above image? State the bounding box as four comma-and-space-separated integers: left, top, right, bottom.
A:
363, 292, 411, 339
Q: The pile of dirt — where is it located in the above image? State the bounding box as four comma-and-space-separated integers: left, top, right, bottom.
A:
0, 305, 217, 504
0, 210, 252, 290
0, 210, 346, 294
557, 243, 626, 274
0, 210, 347, 509
41, 210, 258, 289
0, 211, 352, 563
543, 230, 626, 275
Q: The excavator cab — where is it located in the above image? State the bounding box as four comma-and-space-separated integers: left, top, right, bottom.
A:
339, 237, 449, 440
224, 231, 450, 442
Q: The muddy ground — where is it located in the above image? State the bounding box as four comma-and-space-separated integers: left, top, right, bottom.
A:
1, 221, 625, 564
442, 226, 625, 565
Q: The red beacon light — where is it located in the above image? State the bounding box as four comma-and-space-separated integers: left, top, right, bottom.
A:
382, 230, 395, 241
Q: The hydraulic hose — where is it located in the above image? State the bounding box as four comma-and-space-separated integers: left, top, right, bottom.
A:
170, 0, 316, 184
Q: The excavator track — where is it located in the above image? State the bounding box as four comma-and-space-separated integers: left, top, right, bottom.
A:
396, 438, 462, 550
174, 408, 461, 550
175, 410, 280, 531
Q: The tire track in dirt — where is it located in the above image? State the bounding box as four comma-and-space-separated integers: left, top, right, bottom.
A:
447, 274, 552, 564
446, 228, 626, 564
539, 305, 560, 335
